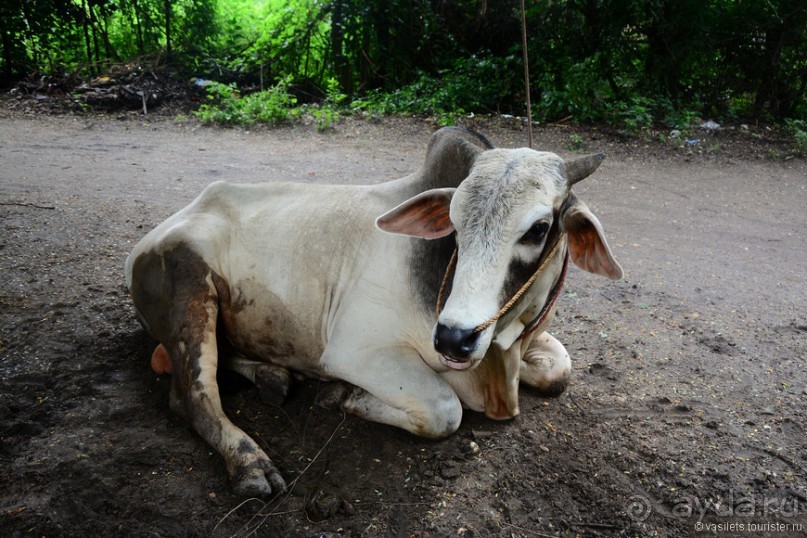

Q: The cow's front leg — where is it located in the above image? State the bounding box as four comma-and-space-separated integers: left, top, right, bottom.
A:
324, 350, 462, 439
519, 332, 571, 396
161, 275, 286, 498
441, 343, 522, 420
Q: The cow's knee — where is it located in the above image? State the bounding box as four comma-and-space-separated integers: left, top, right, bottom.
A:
412, 391, 463, 439
339, 385, 462, 439
521, 332, 571, 397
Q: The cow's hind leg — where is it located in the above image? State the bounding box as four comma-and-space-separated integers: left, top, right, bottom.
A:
171, 278, 285, 496
131, 249, 286, 497
520, 332, 571, 397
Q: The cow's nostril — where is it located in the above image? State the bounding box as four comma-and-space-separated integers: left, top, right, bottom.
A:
434, 323, 480, 358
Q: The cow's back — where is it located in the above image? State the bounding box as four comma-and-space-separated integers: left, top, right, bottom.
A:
125, 180, 394, 373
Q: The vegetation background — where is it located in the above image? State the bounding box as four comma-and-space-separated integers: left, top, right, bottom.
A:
1, 1, 805, 130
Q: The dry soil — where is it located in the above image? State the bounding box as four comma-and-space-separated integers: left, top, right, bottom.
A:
1, 111, 805, 537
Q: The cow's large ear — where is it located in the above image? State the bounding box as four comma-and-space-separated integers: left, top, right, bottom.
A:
376, 188, 456, 239
561, 193, 623, 279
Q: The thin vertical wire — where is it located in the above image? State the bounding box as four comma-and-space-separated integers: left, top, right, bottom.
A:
520, 0, 533, 148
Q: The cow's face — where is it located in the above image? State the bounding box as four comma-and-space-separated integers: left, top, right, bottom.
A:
377, 147, 622, 370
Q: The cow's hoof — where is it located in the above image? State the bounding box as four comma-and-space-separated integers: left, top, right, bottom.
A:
316, 382, 352, 410
232, 459, 287, 498
255, 364, 290, 405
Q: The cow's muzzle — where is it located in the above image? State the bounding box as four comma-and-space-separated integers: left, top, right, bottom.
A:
434, 323, 481, 370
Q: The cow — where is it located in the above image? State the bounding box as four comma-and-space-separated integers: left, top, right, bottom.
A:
125, 127, 623, 497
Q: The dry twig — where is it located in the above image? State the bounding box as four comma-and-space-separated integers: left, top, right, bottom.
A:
0, 202, 55, 210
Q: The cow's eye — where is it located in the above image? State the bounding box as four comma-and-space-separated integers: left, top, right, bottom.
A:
520, 222, 550, 245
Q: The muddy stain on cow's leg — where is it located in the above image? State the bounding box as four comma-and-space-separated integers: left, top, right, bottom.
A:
129, 244, 287, 497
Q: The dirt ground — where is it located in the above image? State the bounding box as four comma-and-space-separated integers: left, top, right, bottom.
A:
0, 109, 805, 537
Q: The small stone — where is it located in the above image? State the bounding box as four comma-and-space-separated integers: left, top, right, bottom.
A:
305, 490, 343, 522
440, 461, 461, 480
341, 499, 355, 515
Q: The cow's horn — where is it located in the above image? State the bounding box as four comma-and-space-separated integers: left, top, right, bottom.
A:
565, 153, 605, 187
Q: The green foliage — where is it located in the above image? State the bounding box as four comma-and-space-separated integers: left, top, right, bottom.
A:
199, 0, 328, 84
785, 120, 807, 149
3, 0, 805, 127
194, 78, 299, 125
303, 77, 346, 131
534, 55, 612, 123
534, 65, 656, 132
351, 54, 519, 123
613, 97, 655, 132
304, 104, 340, 131
193, 76, 346, 130
528, 1, 806, 125
663, 106, 702, 132
566, 134, 584, 152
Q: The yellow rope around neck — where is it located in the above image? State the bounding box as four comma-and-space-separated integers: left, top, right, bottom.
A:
435, 235, 567, 334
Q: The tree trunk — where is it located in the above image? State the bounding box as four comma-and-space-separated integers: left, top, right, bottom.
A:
86, 1, 102, 67
98, 6, 114, 60
303, 26, 311, 79
1, 28, 13, 83
164, 0, 172, 56
129, 0, 144, 54
81, 0, 95, 74
752, 25, 783, 118
330, 0, 351, 93
359, 25, 371, 91
644, 1, 683, 99
371, 2, 389, 89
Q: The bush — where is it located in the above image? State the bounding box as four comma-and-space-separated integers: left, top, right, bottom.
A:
194, 78, 299, 125
351, 54, 520, 123
303, 77, 346, 131
785, 119, 807, 150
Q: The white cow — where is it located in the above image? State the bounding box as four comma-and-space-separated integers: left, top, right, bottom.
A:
125, 127, 623, 497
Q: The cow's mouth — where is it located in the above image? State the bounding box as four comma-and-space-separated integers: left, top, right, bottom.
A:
439, 353, 473, 371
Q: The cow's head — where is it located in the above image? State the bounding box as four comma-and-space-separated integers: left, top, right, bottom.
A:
377, 143, 622, 370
